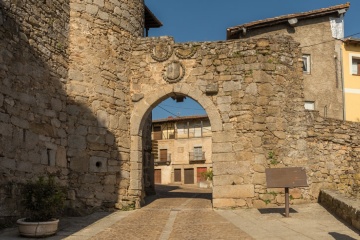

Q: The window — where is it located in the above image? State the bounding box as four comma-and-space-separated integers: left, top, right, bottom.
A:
159, 149, 168, 162
302, 55, 311, 73
193, 146, 203, 160
304, 101, 315, 110
351, 57, 360, 75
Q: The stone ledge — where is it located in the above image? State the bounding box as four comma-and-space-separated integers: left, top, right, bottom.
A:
318, 189, 360, 231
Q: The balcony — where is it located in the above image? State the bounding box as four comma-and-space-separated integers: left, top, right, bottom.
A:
154, 154, 171, 166
189, 152, 206, 164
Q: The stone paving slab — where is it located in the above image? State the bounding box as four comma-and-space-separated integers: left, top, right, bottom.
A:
217, 203, 360, 240
0, 185, 359, 240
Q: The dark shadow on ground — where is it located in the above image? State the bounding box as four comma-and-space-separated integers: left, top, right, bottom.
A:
329, 232, 358, 240
0, 212, 113, 240
258, 207, 297, 217
144, 184, 212, 206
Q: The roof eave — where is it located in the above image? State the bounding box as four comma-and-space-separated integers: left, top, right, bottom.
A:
145, 5, 163, 29
227, 2, 350, 39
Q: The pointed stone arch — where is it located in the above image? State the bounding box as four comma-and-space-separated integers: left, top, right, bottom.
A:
128, 83, 223, 203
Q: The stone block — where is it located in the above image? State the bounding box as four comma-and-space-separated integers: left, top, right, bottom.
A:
252, 199, 267, 208
68, 135, 86, 150
212, 153, 236, 163
17, 161, 33, 172
212, 131, 236, 143
11, 116, 29, 129
51, 98, 62, 111
95, 86, 114, 97
0, 157, 16, 170
0, 123, 12, 136
212, 143, 233, 153
205, 83, 218, 94
253, 172, 266, 185
103, 175, 117, 185
93, 0, 104, 7
213, 184, 254, 198
86, 4, 99, 15
212, 198, 236, 208
81, 174, 101, 184
213, 175, 244, 186
56, 146, 67, 168
213, 161, 250, 176
89, 156, 108, 172
217, 96, 232, 105
69, 154, 89, 172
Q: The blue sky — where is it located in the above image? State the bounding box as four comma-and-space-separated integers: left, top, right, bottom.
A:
147, 0, 359, 119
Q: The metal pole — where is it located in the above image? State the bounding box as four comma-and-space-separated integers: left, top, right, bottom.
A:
285, 187, 290, 217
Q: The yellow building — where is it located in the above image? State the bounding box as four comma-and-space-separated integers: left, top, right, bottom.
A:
342, 38, 360, 122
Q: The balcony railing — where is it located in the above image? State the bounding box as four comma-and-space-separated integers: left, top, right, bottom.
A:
154, 154, 171, 166
189, 152, 206, 163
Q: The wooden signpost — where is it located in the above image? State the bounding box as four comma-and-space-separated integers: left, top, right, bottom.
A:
265, 167, 308, 217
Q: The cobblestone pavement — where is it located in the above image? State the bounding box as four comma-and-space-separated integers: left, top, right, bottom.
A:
89, 185, 252, 240
1, 184, 359, 239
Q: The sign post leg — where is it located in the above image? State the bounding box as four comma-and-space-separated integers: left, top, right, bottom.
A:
285, 187, 289, 217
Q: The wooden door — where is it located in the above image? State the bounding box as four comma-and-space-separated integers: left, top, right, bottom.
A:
154, 169, 161, 184
184, 168, 194, 184
197, 167, 207, 182
174, 169, 181, 182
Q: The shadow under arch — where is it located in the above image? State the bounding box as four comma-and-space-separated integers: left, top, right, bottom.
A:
128, 83, 223, 204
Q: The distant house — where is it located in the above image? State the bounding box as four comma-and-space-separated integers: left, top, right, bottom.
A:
227, 3, 350, 120
152, 115, 212, 185
341, 37, 360, 122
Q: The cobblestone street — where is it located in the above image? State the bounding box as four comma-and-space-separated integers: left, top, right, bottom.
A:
1, 184, 359, 239
89, 185, 252, 240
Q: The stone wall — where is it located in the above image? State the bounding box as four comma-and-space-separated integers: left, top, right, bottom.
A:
0, 0, 146, 223
128, 35, 309, 208
66, 0, 145, 211
0, 0, 359, 223
129, 35, 360, 209
0, 0, 70, 223
306, 111, 360, 198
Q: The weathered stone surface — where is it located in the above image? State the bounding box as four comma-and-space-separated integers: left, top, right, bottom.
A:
0, 0, 359, 219
213, 185, 255, 198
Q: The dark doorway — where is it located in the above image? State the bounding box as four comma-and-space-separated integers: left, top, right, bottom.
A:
184, 168, 194, 184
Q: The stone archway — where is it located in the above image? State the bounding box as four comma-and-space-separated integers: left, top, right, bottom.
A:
128, 83, 223, 205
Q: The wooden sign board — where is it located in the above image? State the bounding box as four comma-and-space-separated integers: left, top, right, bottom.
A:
265, 167, 308, 188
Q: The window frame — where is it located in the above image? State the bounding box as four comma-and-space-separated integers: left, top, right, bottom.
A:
193, 146, 203, 160
304, 101, 315, 110
350, 53, 360, 76
302, 54, 311, 74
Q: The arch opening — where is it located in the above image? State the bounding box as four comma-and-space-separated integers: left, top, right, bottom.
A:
128, 85, 222, 207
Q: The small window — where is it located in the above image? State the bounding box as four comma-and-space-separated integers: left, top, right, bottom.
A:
304, 101, 315, 110
351, 57, 360, 75
302, 55, 311, 73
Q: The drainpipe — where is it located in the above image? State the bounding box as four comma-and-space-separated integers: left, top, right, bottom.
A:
340, 47, 346, 121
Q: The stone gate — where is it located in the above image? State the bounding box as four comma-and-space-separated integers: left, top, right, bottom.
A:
0, 0, 359, 223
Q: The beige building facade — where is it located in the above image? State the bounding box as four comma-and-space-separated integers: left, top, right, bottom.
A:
152, 115, 212, 185
227, 3, 350, 120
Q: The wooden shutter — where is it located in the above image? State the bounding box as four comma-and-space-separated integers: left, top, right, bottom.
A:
154, 169, 161, 184
174, 169, 181, 182
184, 168, 194, 184
160, 149, 167, 162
